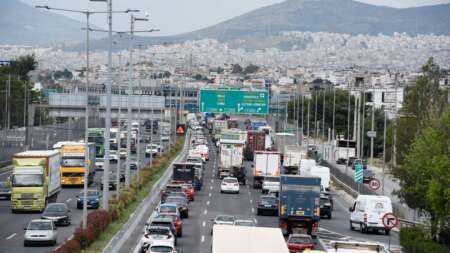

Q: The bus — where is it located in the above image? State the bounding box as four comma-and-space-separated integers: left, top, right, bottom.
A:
88, 128, 105, 158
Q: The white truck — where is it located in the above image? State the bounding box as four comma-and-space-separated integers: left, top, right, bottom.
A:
212, 225, 289, 253
11, 150, 61, 212
282, 145, 307, 175
253, 151, 281, 189
299, 159, 317, 176
310, 165, 331, 193
218, 139, 245, 179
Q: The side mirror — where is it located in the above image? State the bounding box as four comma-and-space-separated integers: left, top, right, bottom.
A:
348, 207, 353, 212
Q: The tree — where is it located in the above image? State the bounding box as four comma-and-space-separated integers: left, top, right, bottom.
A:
243, 64, 259, 74
397, 107, 450, 243
231, 64, 243, 74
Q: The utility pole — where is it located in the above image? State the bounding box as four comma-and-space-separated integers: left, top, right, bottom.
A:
382, 102, 387, 195
332, 87, 336, 141
322, 89, 326, 140
356, 93, 361, 158
346, 81, 351, 175
314, 90, 318, 145
361, 81, 366, 159
370, 102, 375, 166
307, 97, 310, 146
125, 15, 135, 188
301, 94, 304, 140
393, 72, 398, 167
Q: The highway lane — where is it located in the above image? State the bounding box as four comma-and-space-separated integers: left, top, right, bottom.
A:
0, 129, 166, 253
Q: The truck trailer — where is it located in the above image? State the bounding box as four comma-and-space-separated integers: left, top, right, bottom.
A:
252, 151, 281, 189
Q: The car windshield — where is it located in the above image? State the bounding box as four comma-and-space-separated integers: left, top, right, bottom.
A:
28, 221, 52, 230
62, 172, 84, 177
235, 220, 254, 226
151, 222, 172, 229
169, 192, 186, 198
224, 178, 237, 184
62, 158, 84, 167
264, 177, 280, 182
260, 197, 278, 205
166, 186, 182, 192
289, 236, 312, 244
157, 215, 176, 221
148, 228, 170, 235
150, 246, 173, 252
165, 197, 185, 205
97, 158, 104, 162
159, 205, 177, 213
46, 204, 66, 212
11, 174, 44, 187
216, 216, 234, 222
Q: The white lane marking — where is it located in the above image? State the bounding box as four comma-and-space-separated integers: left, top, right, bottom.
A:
211, 179, 214, 183
207, 201, 210, 206
249, 199, 253, 203
202, 221, 206, 227
204, 209, 208, 215
208, 193, 212, 197
201, 235, 205, 243
210, 186, 213, 190
251, 208, 255, 213
254, 218, 258, 224
6, 233, 16, 240
248, 191, 251, 195
66, 198, 72, 203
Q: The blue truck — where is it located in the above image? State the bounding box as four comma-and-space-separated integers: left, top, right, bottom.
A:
279, 175, 321, 237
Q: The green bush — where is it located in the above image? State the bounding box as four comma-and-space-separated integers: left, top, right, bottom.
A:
400, 226, 450, 253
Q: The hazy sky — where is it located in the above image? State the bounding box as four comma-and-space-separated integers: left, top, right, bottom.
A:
21, 0, 450, 36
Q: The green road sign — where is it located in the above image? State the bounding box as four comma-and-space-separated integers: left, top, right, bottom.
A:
355, 164, 364, 183
199, 89, 269, 115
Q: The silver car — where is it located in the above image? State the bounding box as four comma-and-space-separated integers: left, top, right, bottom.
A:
24, 219, 57, 246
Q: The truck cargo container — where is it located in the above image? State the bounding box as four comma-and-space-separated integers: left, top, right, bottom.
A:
283, 145, 307, 175
218, 139, 245, 179
252, 151, 281, 188
11, 150, 61, 212
279, 175, 321, 237
173, 163, 202, 190
244, 130, 266, 161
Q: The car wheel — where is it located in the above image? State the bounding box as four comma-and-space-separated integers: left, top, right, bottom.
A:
24, 241, 29, 247
385, 229, 390, 235
328, 213, 332, 219
360, 223, 366, 233
52, 240, 57, 246
220, 190, 223, 193
257, 209, 261, 216
178, 231, 182, 237
236, 191, 239, 194
349, 220, 354, 230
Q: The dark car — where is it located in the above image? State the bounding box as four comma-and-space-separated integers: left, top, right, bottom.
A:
148, 217, 177, 239
41, 203, 71, 226
257, 195, 278, 216
0, 181, 11, 200
363, 169, 376, 184
320, 194, 332, 219
100, 173, 119, 190
161, 184, 184, 202
164, 196, 189, 218
155, 213, 183, 237
347, 157, 357, 167
77, 189, 101, 209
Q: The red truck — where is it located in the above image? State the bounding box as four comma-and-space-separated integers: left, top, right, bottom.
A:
244, 130, 266, 161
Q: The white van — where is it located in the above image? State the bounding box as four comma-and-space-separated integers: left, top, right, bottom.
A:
310, 166, 330, 193
349, 195, 393, 235
299, 159, 317, 175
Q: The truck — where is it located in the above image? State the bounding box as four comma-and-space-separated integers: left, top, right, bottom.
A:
60, 143, 96, 186
253, 151, 281, 189
309, 166, 331, 193
87, 128, 105, 158
274, 133, 297, 164
213, 119, 228, 142
333, 139, 357, 164
212, 225, 289, 253
173, 163, 202, 190
282, 145, 307, 175
218, 139, 245, 180
279, 175, 321, 237
10, 150, 61, 212
244, 130, 266, 161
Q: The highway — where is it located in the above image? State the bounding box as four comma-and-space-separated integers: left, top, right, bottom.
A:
120, 119, 400, 253
0, 128, 167, 253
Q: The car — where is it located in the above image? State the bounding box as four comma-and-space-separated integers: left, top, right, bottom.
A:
156, 203, 181, 218
257, 195, 278, 216
146, 144, 159, 157
234, 219, 256, 227
164, 196, 189, 218
262, 176, 280, 194
363, 169, 376, 184
139, 226, 176, 253
146, 240, 178, 253
161, 184, 184, 202
211, 214, 235, 235
23, 219, 57, 246
147, 217, 178, 240
0, 181, 11, 200
100, 173, 119, 190
349, 195, 393, 235
186, 156, 204, 165
109, 150, 118, 163
320, 194, 333, 219
76, 189, 101, 209
347, 157, 357, 167
95, 157, 105, 170
287, 234, 315, 253
130, 159, 138, 170
119, 148, 127, 159
155, 213, 183, 237
41, 203, 71, 226
220, 177, 240, 194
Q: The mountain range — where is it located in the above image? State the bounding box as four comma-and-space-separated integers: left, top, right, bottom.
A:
2, 0, 450, 48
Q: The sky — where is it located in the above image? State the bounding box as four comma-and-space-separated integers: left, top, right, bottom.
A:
21, 0, 450, 36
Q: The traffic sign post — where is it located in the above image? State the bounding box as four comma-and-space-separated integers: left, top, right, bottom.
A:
354, 163, 363, 184
382, 212, 399, 251
368, 178, 381, 191
199, 89, 269, 115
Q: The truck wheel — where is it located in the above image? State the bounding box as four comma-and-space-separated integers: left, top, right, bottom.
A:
349, 221, 354, 230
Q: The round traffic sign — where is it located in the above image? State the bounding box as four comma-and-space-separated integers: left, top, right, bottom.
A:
382, 212, 399, 230
369, 178, 381, 191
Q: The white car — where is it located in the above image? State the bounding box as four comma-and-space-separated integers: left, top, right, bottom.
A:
145, 144, 159, 157
220, 177, 240, 194
24, 219, 57, 246
119, 148, 127, 159
109, 150, 118, 163
95, 157, 105, 170
139, 226, 175, 253
262, 176, 280, 194
146, 240, 177, 253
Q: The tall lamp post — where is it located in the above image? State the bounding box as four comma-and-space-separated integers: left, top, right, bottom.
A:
35, 3, 137, 229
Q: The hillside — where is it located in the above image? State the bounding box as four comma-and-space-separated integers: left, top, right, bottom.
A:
0, 0, 103, 45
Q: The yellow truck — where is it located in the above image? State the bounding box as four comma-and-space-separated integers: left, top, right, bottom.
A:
11, 150, 61, 212
60, 143, 96, 186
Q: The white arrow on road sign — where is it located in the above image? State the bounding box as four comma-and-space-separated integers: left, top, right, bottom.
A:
382, 212, 399, 230
354, 164, 364, 183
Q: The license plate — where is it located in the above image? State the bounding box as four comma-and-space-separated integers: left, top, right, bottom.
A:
265, 205, 272, 208
296, 211, 305, 215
